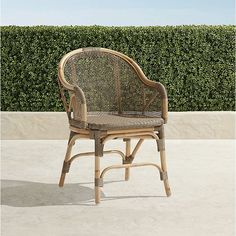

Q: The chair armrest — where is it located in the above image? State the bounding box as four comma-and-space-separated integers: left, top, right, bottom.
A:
71, 85, 87, 124
154, 81, 168, 124
123, 55, 168, 123
143, 80, 168, 124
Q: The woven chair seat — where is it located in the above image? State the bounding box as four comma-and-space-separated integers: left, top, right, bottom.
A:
70, 113, 164, 130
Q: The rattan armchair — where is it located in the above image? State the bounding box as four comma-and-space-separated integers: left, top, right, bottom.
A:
58, 47, 171, 204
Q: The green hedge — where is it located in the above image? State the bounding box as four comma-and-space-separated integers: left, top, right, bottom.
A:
1, 25, 235, 111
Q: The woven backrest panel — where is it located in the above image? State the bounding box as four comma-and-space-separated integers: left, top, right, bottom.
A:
63, 49, 161, 116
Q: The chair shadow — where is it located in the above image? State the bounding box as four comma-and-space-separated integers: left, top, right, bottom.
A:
1, 179, 165, 207
1, 179, 101, 207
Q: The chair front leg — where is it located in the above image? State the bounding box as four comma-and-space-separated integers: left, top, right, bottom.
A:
59, 131, 76, 187
124, 138, 131, 181
95, 154, 101, 204
160, 150, 171, 196
158, 126, 171, 197
94, 132, 104, 204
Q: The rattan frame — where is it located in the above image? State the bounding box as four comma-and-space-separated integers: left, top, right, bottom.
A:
58, 47, 171, 204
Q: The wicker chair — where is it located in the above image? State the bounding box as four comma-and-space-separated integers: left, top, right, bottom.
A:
58, 47, 171, 204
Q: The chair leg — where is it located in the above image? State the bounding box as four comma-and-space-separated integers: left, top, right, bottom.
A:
59, 159, 71, 187
158, 126, 171, 197
94, 132, 104, 204
124, 138, 131, 181
160, 150, 171, 197
59, 133, 75, 187
95, 154, 101, 204
125, 168, 130, 181
59, 172, 66, 187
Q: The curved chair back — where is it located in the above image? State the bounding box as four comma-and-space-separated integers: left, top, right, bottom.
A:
58, 47, 166, 123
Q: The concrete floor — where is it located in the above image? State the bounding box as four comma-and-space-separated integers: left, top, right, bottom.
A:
1, 139, 235, 236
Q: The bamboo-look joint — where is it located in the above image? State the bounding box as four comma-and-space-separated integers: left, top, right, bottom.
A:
123, 155, 134, 164
95, 178, 103, 187
157, 126, 165, 139
157, 139, 165, 151
93, 131, 104, 157
123, 138, 130, 142
62, 161, 71, 174
160, 171, 168, 181
68, 131, 76, 144
95, 141, 104, 157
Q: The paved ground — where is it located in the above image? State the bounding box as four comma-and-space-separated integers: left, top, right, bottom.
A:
1, 139, 235, 236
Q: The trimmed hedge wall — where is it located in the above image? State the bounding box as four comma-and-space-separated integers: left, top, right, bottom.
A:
1, 25, 235, 111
